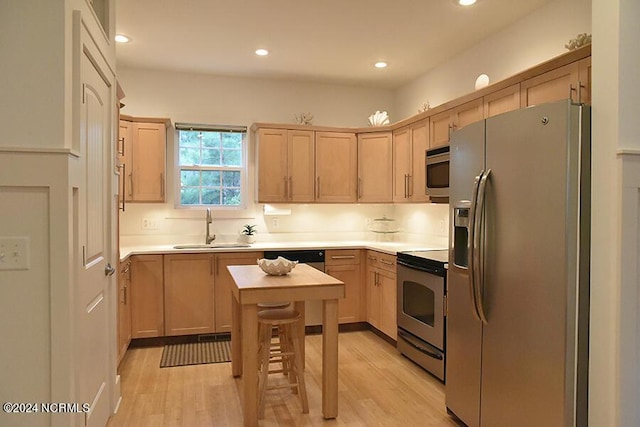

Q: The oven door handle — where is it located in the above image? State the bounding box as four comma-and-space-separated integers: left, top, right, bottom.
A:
398, 330, 443, 360
397, 259, 445, 276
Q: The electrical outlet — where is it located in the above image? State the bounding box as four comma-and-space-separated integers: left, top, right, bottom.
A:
142, 218, 158, 230
272, 217, 279, 229
0, 237, 30, 270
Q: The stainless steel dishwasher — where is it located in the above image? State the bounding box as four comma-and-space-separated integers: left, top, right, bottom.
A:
263, 250, 325, 326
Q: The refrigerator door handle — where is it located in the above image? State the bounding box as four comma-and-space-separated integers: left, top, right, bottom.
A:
474, 169, 491, 324
468, 170, 484, 322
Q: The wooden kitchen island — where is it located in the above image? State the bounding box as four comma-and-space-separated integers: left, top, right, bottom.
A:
227, 263, 345, 427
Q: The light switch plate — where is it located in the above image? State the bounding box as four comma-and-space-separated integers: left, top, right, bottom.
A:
0, 237, 30, 270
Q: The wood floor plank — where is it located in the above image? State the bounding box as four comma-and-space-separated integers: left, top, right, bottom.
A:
108, 331, 462, 427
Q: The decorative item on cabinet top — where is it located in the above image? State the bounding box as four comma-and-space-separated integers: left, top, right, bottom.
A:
565, 33, 591, 51
368, 110, 390, 127
418, 102, 431, 114
294, 112, 314, 125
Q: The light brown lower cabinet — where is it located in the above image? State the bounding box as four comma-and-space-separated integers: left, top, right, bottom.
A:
366, 251, 397, 340
130, 254, 164, 338
214, 252, 264, 332
325, 249, 363, 324
117, 258, 132, 363
163, 253, 215, 336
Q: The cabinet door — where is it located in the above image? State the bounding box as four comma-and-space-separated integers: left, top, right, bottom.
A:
257, 128, 288, 202
392, 127, 412, 202
578, 57, 591, 104
118, 259, 132, 363
326, 249, 362, 324
366, 266, 381, 329
118, 120, 132, 203
358, 132, 392, 203
520, 61, 580, 107
484, 84, 521, 118
378, 269, 397, 340
429, 110, 452, 149
130, 255, 164, 338
214, 252, 263, 332
288, 130, 315, 202
164, 254, 215, 336
410, 119, 429, 202
131, 122, 166, 202
454, 98, 484, 131
316, 131, 357, 202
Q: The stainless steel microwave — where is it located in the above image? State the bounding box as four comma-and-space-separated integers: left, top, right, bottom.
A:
425, 145, 450, 198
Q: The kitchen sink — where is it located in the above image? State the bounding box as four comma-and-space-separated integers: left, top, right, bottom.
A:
173, 243, 251, 249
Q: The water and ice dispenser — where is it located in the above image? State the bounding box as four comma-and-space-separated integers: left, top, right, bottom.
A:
453, 207, 470, 268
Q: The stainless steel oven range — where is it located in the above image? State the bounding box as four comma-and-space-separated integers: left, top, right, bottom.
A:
397, 249, 448, 381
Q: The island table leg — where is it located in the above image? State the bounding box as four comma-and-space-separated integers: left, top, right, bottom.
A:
322, 298, 339, 419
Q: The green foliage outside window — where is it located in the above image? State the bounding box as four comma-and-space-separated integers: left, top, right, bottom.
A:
178, 129, 244, 207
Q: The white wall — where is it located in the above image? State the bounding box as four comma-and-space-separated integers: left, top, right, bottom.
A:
0, 186, 51, 427
394, 0, 592, 120
591, 0, 640, 425
117, 68, 394, 128
0, 1, 65, 149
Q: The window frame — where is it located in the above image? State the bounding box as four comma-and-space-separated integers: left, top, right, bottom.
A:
174, 123, 248, 210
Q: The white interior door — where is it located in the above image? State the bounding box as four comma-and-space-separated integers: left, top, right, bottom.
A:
76, 47, 113, 427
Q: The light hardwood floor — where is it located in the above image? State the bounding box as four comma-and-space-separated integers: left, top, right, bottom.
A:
108, 331, 463, 426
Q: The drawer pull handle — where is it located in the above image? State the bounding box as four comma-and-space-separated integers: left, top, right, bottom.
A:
331, 255, 355, 259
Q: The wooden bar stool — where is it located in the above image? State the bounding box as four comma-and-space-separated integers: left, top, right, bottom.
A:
257, 302, 292, 374
257, 308, 308, 418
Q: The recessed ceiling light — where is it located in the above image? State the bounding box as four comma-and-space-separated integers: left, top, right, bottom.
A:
374, 62, 388, 69
458, 0, 477, 5
115, 34, 130, 43
255, 48, 269, 56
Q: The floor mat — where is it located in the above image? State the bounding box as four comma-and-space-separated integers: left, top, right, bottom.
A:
160, 340, 231, 368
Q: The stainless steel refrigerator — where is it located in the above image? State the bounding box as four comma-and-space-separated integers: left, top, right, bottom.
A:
446, 100, 590, 427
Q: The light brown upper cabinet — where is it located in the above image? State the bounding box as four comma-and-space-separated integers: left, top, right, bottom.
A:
257, 128, 315, 203
117, 120, 131, 208
357, 132, 393, 203
484, 84, 521, 118
392, 119, 429, 203
429, 98, 484, 148
520, 57, 591, 107
251, 47, 590, 205
119, 118, 168, 203
315, 131, 357, 202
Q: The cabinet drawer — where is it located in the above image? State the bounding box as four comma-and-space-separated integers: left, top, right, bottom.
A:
366, 250, 397, 272
326, 249, 361, 265
376, 251, 397, 273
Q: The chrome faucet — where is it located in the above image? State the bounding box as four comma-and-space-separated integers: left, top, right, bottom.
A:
205, 208, 216, 244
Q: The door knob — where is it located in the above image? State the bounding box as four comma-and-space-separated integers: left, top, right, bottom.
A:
105, 263, 116, 277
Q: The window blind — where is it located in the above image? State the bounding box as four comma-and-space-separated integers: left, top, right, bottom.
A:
175, 123, 246, 133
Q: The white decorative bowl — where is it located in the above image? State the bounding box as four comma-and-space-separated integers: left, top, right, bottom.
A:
257, 257, 298, 275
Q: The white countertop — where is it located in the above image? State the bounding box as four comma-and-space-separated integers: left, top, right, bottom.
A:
119, 240, 446, 261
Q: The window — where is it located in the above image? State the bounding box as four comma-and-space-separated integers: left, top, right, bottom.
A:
176, 123, 247, 207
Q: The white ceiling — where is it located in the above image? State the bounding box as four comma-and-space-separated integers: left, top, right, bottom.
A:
115, 0, 553, 89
